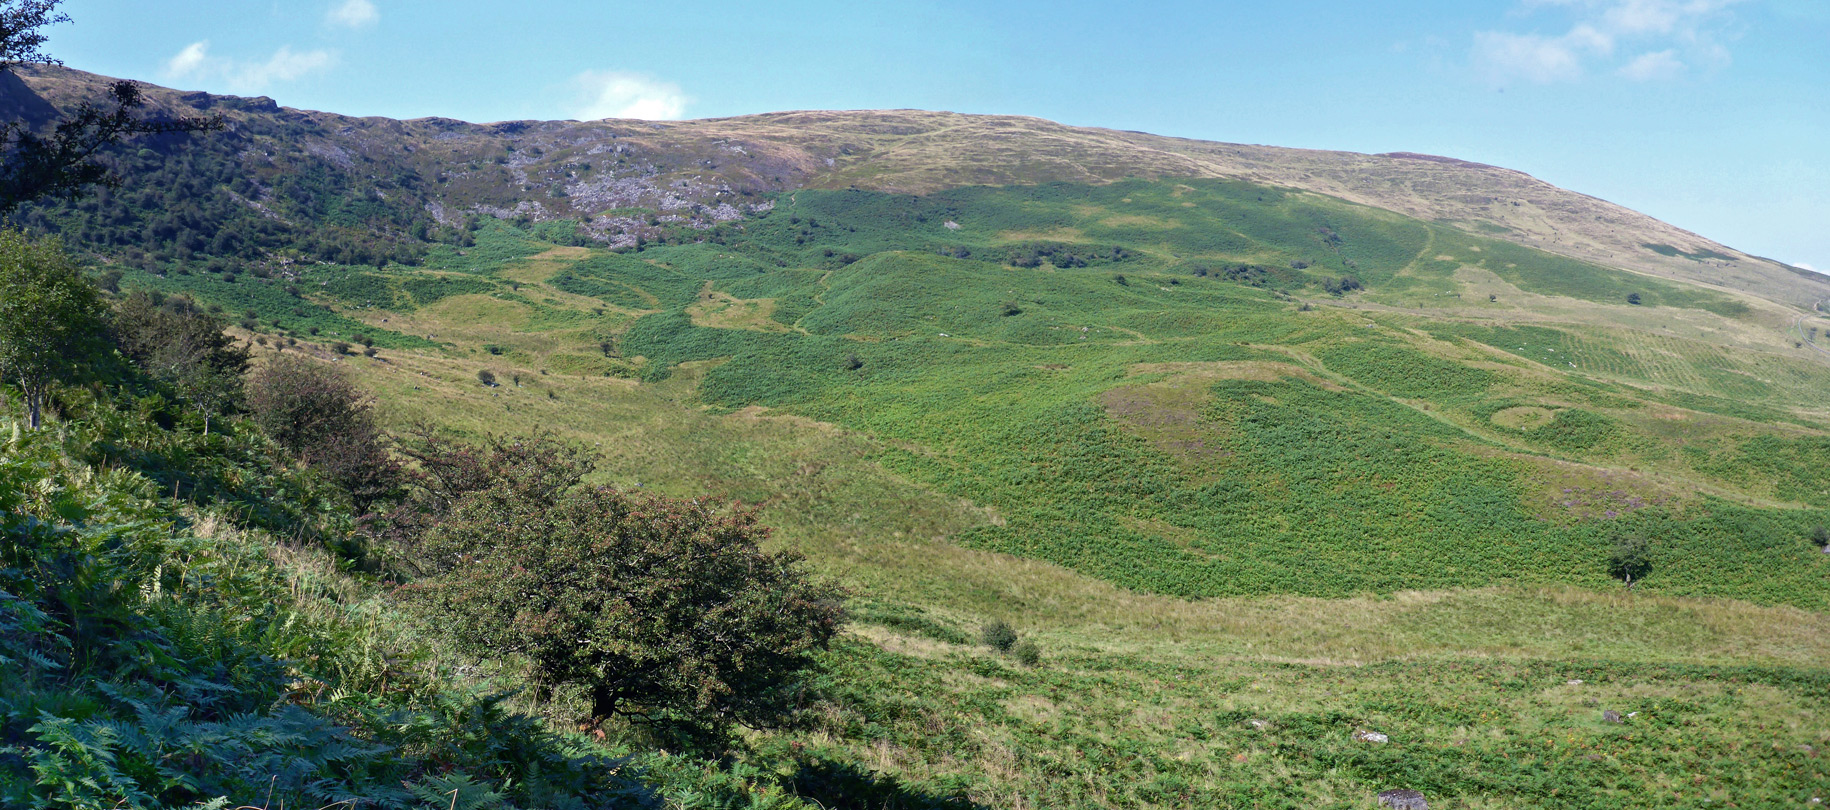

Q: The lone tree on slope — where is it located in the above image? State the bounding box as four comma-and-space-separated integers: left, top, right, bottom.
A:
1607, 532, 1653, 589
0, 230, 102, 428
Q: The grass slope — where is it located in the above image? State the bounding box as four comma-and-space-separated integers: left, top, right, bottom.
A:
133, 176, 1830, 808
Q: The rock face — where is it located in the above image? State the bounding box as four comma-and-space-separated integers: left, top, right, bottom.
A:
1377, 788, 1429, 809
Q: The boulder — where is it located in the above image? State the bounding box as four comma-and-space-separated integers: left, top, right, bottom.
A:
1353, 729, 1389, 744
1378, 788, 1429, 809
1602, 709, 1624, 724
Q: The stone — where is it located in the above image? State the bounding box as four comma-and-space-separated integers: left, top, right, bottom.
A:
1377, 788, 1429, 809
1567, 679, 1585, 686
1248, 719, 1270, 730
1602, 709, 1624, 723
1353, 729, 1390, 744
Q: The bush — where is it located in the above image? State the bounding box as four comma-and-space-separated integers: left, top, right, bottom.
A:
1608, 533, 1653, 588
245, 353, 399, 513
407, 453, 845, 737
1012, 640, 1041, 667
477, 369, 496, 386
981, 619, 1017, 652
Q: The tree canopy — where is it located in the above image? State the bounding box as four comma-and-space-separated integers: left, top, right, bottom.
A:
403, 433, 846, 738
0, 229, 103, 428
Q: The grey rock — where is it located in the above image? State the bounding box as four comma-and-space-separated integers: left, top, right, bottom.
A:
1353, 729, 1389, 744
1378, 788, 1429, 809
1602, 709, 1624, 723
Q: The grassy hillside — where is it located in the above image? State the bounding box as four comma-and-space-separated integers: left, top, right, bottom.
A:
113, 175, 1825, 806
11, 65, 1829, 309
12, 68, 1830, 806
165, 179, 1830, 608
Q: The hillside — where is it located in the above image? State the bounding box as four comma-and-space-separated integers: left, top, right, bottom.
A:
11, 65, 1829, 307
5, 64, 1830, 809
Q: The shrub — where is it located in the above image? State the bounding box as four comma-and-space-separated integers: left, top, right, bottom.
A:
1608, 533, 1652, 588
981, 619, 1017, 652
332, 341, 352, 355
245, 353, 399, 513
1012, 640, 1041, 667
1812, 525, 1829, 549
1627, 292, 1643, 305
477, 369, 496, 386
409, 470, 845, 737
110, 290, 249, 434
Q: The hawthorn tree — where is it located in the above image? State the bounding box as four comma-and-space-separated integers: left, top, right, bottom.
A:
110, 291, 249, 434
406, 436, 845, 738
1608, 532, 1652, 589
244, 353, 399, 513
0, 229, 103, 428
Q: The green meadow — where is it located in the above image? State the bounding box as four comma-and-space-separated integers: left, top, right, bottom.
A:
122, 176, 1830, 808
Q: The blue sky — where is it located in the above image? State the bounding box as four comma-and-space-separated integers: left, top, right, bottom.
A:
46, 0, 1830, 273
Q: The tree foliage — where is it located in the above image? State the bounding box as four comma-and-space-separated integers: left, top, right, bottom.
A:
404, 434, 845, 736
0, 0, 221, 213
109, 289, 249, 433
0, 229, 103, 428
1608, 532, 1653, 588
244, 352, 398, 512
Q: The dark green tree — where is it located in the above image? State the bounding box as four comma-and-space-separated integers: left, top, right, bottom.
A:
1608, 533, 1652, 589
244, 353, 399, 513
410, 455, 845, 737
110, 291, 249, 434
0, 229, 103, 428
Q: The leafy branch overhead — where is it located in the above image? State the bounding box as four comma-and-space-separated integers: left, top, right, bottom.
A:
0, 0, 221, 213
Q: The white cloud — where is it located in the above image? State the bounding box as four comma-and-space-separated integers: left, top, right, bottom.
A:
571, 71, 688, 120
165, 41, 209, 78
1473, 0, 1743, 84
327, 0, 379, 29
1619, 49, 1685, 79
1474, 25, 1612, 83
161, 41, 338, 94
1794, 261, 1820, 273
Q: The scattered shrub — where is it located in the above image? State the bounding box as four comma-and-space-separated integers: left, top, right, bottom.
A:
1013, 640, 1041, 667
1608, 533, 1653, 588
981, 620, 1018, 652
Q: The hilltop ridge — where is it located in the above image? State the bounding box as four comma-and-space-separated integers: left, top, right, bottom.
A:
11, 64, 1825, 307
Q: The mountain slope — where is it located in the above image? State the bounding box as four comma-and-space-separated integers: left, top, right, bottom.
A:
8, 64, 1830, 810
11, 64, 1826, 308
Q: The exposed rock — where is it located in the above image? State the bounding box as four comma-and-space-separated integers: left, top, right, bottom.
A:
1602, 710, 1624, 724
1247, 718, 1270, 730
1353, 729, 1389, 744
1567, 679, 1584, 686
1377, 788, 1429, 809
